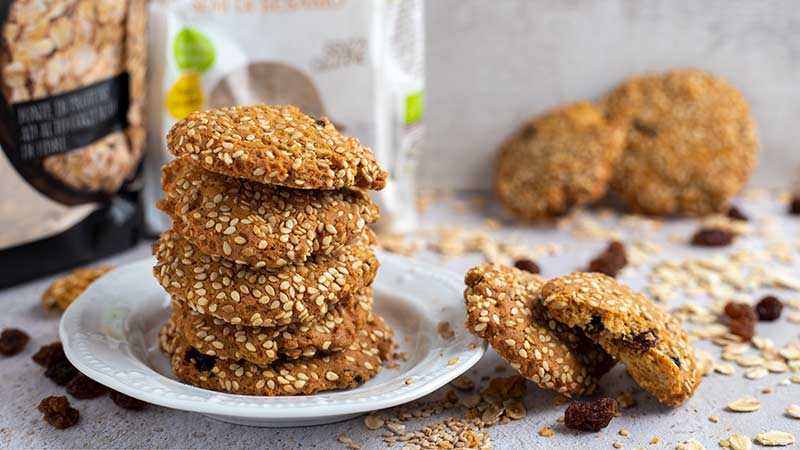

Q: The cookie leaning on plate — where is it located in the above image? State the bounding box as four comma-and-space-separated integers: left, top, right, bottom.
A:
464, 263, 615, 396
166, 104, 387, 191
152, 229, 379, 327
160, 315, 393, 396
159, 158, 380, 268
495, 101, 625, 220
604, 69, 758, 215
170, 289, 371, 365
541, 272, 701, 407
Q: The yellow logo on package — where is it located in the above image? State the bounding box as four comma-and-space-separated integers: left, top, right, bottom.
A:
166, 28, 216, 119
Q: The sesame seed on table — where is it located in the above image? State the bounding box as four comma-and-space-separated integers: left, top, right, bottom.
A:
2, 190, 799, 448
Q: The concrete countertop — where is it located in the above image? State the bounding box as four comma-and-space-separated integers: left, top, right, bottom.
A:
2, 191, 799, 449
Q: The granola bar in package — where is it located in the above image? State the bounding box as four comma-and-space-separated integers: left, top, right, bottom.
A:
0, 0, 146, 287
144, 0, 424, 233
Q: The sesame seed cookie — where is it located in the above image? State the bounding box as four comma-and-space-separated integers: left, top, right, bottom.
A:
166, 104, 387, 191
464, 263, 615, 396
603, 70, 759, 215
495, 101, 625, 220
170, 288, 371, 365
160, 315, 394, 396
41, 266, 114, 311
158, 158, 380, 268
541, 272, 701, 406
152, 229, 379, 327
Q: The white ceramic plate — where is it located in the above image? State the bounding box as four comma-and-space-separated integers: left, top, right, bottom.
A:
60, 251, 486, 427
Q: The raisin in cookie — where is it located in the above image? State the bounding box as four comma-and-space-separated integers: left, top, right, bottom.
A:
603, 70, 758, 215
541, 272, 701, 406
464, 263, 615, 396
170, 289, 371, 365
166, 104, 387, 190
495, 101, 625, 220
160, 315, 393, 396
153, 229, 378, 327
158, 158, 379, 268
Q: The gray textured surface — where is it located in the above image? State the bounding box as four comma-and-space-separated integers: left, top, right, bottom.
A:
2, 192, 799, 449
421, 0, 800, 190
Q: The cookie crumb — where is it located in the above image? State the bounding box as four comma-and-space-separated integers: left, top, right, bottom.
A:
38, 396, 79, 429
709, 415, 719, 423
538, 427, 555, 437
437, 321, 455, 338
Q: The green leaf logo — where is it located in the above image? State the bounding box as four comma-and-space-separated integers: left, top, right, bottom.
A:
174, 28, 215, 72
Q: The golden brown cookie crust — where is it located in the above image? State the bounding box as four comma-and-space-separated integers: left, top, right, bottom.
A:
464, 263, 615, 396
603, 70, 759, 215
170, 288, 371, 365
541, 272, 701, 407
160, 315, 394, 396
495, 101, 625, 220
41, 266, 115, 311
166, 104, 387, 191
158, 158, 380, 268
152, 229, 379, 327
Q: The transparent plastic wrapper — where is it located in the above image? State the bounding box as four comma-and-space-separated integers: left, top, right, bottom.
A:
0, 0, 146, 287
144, 0, 424, 234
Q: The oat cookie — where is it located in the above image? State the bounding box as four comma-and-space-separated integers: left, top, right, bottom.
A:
495, 101, 625, 220
604, 70, 758, 215
166, 104, 387, 190
153, 229, 378, 327
158, 158, 380, 268
464, 263, 614, 396
160, 315, 393, 396
41, 265, 114, 311
170, 289, 371, 365
541, 272, 701, 406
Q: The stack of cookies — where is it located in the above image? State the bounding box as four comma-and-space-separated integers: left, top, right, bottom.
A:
153, 104, 394, 396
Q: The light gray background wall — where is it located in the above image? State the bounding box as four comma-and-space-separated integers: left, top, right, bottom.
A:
421, 0, 800, 190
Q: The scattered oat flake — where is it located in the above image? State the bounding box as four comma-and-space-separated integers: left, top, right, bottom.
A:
709, 415, 719, 423
363, 414, 384, 430
786, 404, 800, 419
754, 431, 795, 446
619, 429, 629, 437
676, 438, 706, 450
650, 437, 660, 444
727, 397, 761, 412
613, 441, 624, 449
728, 434, 752, 450
538, 427, 555, 437
404, 378, 413, 385
437, 321, 455, 338
448, 357, 459, 366
744, 367, 768, 380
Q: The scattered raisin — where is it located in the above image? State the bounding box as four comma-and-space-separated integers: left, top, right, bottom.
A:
45, 361, 78, 386
38, 396, 79, 429
564, 397, 618, 432
109, 390, 147, 410
789, 196, 800, 215
691, 227, 735, 247
670, 356, 681, 368
588, 241, 628, 277
513, 258, 540, 274
0, 328, 30, 356
632, 119, 658, 137
66, 373, 108, 399
730, 318, 755, 341
584, 315, 605, 334
314, 118, 326, 127
726, 206, 748, 222
32, 342, 68, 368
755, 295, 783, 321
622, 330, 659, 353
724, 302, 757, 321
186, 348, 216, 372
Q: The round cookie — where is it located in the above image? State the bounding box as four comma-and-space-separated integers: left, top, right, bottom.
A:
495, 101, 625, 220
158, 158, 380, 268
42, 266, 114, 311
160, 315, 394, 396
464, 263, 615, 396
540, 272, 701, 407
152, 229, 378, 327
170, 289, 371, 365
603, 70, 759, 215
166, 104, 387, 191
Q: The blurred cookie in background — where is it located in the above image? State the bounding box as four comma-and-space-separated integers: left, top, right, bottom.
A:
604, 69, 759, 216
